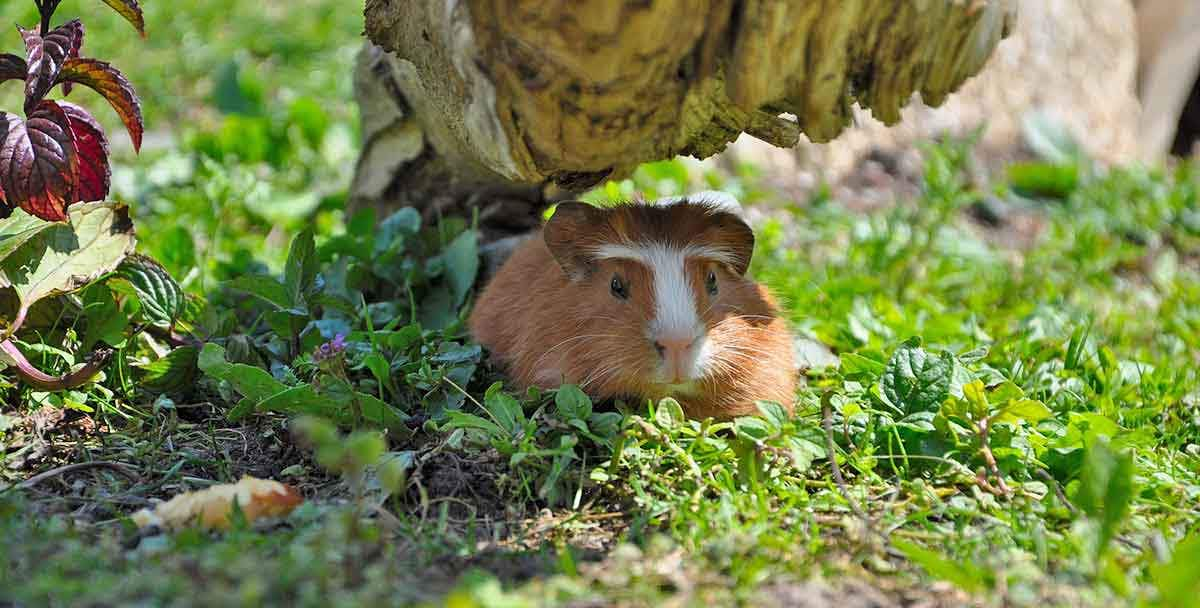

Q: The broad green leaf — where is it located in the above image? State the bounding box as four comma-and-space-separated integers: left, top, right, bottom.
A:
284, 228, 318, 308
1008, 162, 1079, 199
654, 397, 686, 428
893, 539, 989, 594
376, 208, 420, 255
114, 254, 184, 328
988, 381, 1025, 404
136, 346, 199, 394
418, 285, 456, 331
0, 209, 53, 262
555, 384, 592, 421
787, 437, 825, 472
157, 226, 196, 277
288, 97, 329, 146
992, 399, 1052, 426
1151, 532, 1200, 608
881, 338, 952, 414
588, 411, 623, 439
839, 352, 886, 377
441, 230, 479, 309
358, 352, 391, 393
226, 276, 292, 311
444, 411, 504, 438
80, 282, 128, 349
1074, 441, 1134, 558
962, 379, 989, 419
483, 382, 525, 437
756, 401, 790, 430
733, 416, 772, 442
198, 343, 286, 402
0, 201, 135, 338
254, 384, 410, 436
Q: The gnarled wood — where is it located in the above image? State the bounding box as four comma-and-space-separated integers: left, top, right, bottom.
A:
355, 0, 1014, 228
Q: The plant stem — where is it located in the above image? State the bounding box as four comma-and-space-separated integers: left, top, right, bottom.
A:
38, 0, 60, 36
0, 339, 113, 391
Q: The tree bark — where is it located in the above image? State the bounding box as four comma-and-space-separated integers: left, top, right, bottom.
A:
353, 0, 1015, 239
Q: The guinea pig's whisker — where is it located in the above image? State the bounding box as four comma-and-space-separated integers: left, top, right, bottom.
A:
533, 334, 625, 366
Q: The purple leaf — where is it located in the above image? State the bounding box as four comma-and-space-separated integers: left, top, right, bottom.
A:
20, 21, 82, 110
59, 101, 109, 202
0, 100, 79, 222
56, 57, 143, 152
0, 53, 26, 85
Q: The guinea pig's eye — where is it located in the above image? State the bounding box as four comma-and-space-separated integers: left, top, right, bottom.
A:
610, 275, 629, 300
705, 269, 718, 296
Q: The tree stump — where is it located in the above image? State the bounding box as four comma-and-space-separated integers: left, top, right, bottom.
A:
352, 0, 1015, 242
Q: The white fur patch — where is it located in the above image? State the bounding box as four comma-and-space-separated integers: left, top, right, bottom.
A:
593, 242, 715, 381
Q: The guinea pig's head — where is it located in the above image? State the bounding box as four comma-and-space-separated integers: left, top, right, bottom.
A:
542, 193, 759, 395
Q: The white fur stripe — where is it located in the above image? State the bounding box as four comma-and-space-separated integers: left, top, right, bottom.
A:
593, 243, 705, 339
592, 242, 739, 268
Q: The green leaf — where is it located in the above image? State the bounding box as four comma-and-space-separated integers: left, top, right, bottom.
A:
0, 202, 135, 337
114, 254, 185, 328
198, 343, 286, 402
99, 0, 146, 36
80, 282, 128, 350
441, 230, 479, 309
554, 384, 592, 421
962, 379, 989, 419
376, 208, 420, 255
1074, 441, 1134, 557
839, 352, 886, 377
588, 411, 623, 439
359, 352, 391, 393
156, 226, 196, 277
881, 338, 952, 414
136, 346, 199, 394
288, 97, 329, 146
1007, 162, 1079, 199
284, 228, 318, 308
756, 401, 790, 430
893, 539, 989, 594
483, 382, 525, 437
0, 208, 53, 263
992, 399, 1052, 426
1151, 532, 1200, 608
253, 385, 410, 436
226, 276, 292, 311
654, 398, 686, 428
733, 416, 772, 442
988, 381, 1024, 404
444, 411, 504, 438
787, 437, 825, 472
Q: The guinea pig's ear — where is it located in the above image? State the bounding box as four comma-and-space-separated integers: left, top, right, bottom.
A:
544, 201, 607, 281
708, 211, 756, 276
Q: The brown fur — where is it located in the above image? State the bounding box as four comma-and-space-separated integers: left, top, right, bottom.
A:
469, 198, 795, 419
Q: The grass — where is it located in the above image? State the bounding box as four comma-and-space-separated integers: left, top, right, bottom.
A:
3, 2, 1200, 607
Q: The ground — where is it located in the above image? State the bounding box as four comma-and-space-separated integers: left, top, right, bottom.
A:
2, 2, 1200, 607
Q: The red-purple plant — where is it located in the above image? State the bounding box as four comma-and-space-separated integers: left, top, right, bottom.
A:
0, 0, 145, 222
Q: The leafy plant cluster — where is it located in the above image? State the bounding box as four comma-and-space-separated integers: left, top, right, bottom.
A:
0, 0, 144, 221
2, 7, 1200, 600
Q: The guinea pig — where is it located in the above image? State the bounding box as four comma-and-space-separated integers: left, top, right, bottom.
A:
468, 192, 796, 419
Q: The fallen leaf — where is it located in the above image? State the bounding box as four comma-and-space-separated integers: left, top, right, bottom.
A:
131, 476, 303, 531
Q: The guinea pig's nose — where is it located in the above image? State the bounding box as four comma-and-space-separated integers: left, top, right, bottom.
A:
654, 336, 695, 359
